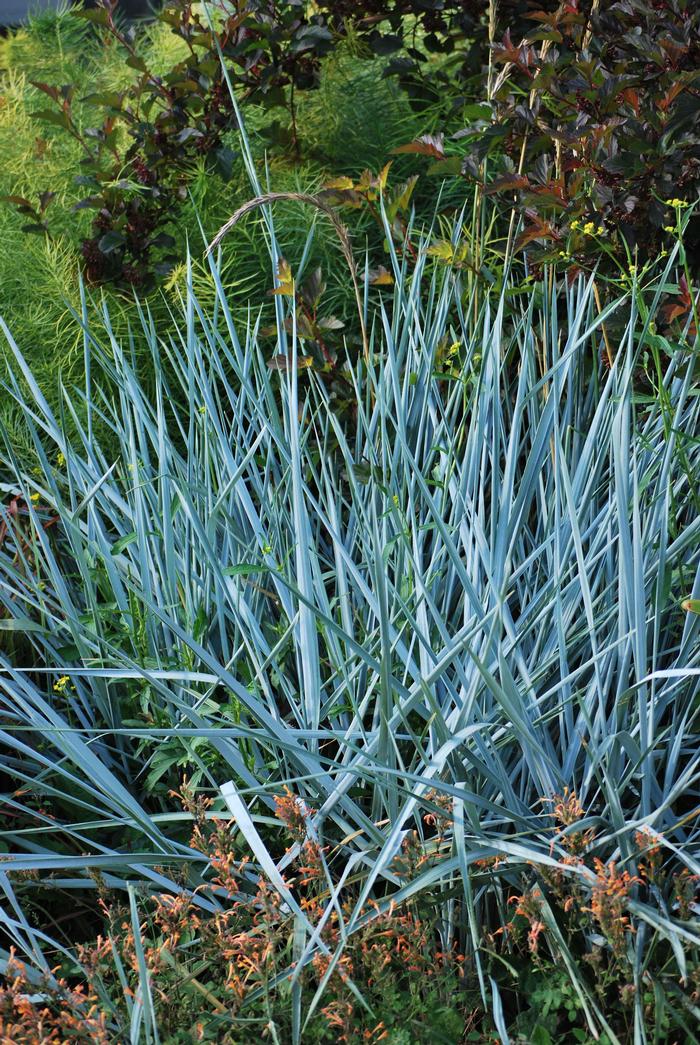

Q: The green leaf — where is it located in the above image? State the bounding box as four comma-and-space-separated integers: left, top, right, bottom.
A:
223, 564, 273, 578
30, 109, 72, 130
0, 617, 44, 633
462, 103, 493, 121
427, 157, 463, 176
81, 92, 124, 110
111, 532, 138, 555
530, 1027, 553, 1045
126, 54, 148, 73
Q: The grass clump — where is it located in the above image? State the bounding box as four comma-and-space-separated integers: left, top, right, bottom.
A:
0, 214, 699, 1039
1, 4, 700, 1041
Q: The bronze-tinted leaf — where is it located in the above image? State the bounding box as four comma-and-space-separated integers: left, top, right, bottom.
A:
29, 81, 61, 103
368, 266, 394, 285
300, 267, 325, 310
267, 354, 313, 371
485, 174, 530, 195
269, 257, 295, 297
356, 163, 392, 193
318, 187, 362, 208
514, 218, 557, 251
323, 176, 355, 191
387, 175, 418, 219
0, 195, 32, 208
392, 134, 445, 160
39, 191, 56, 213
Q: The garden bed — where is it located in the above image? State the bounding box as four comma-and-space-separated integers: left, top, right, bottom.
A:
1, 3, 699, 1043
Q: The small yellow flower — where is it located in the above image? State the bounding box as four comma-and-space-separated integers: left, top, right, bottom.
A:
392, 494, 400, 507
262, 543, 272, 556
53, 675, 70, 693
663, 225, 676, 233
665, 198, 688, 208
198, 405, 206, 414
582, 221, 596, 235
597, 225, 605, 235
30, 492, 40, 503
570, 219, 580, 230
659, 249, 668, 258
56, 451, 65, 467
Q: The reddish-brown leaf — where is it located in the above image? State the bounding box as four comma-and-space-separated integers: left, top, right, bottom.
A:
485, 174, 530, 195
267, 354, 313, 371
30, 81, 60, 103
657, 83, 685, 113
515, 213, 558, 250
392, 134, 445, 160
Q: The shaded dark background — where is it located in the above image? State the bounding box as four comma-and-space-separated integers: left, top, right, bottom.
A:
1, 1, 159, 27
